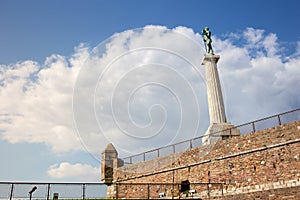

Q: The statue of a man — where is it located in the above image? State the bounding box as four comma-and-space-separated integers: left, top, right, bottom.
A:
202, 27, 214, 54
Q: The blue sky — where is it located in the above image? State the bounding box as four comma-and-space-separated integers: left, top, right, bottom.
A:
0, 0, 300, 183
1, 0, 299, 64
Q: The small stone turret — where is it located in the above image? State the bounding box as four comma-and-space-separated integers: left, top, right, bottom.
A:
101, 143, 124, 185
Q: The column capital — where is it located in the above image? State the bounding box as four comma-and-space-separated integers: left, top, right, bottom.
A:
201, 54, 220, 65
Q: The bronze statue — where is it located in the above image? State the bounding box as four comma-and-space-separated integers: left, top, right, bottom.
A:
202, 27, 214, 54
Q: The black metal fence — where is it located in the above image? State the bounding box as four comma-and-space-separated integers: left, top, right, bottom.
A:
0, 182, 107, 200
0, 181, 224, 199
123, 108, 300, 165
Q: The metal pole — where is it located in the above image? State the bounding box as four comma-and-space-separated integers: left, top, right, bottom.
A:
46, 184, 51, 200
252, 122, 256, 132
82, 184, 86, 200
221, 183, 224, 196
207, 183, 210, 199
116, 184, 118, 199
172, 170, 175, 199
278, 114, 282, 126
9, 183, 14, 200
147, 184, 150, 199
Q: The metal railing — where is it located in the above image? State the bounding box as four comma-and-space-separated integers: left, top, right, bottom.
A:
0, 182, 107, 200
123, 108, 300, 165
0, 181, 224, 199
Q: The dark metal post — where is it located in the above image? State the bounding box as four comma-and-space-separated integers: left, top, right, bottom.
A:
143, 153, 146, 161
9, 183, 14, 200
46, 184, 51, 200
278, 114, 282, 125
172, 183, 174, 200
208, 171, 211, 199
252, 122, 256, 132
157, 149, 160, 158
207, 183, 210, 199
221, 183, 224, 196
172, 145, 175, 154
189, 139, 192, 149
147, 184, 150, 199
116, 184, 119, 199
82, 184, 86, 200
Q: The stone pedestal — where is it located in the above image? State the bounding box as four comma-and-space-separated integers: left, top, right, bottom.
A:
202, 122, 240, 145
201, 54, 240, 145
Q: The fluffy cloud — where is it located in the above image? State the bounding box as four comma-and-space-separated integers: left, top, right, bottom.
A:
72, 26, 206, 157
47, 162, 99, 181
214, 28, 300, 122
0, 26, 299, 163
0, 45, 89, 153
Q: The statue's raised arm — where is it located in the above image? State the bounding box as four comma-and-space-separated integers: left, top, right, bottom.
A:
202, 27, 214, 54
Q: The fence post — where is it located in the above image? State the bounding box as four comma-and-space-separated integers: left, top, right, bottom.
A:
172, 183, 174, 200
147, 184, 150, 199
82, 183, 86, 200
157, 149, 160, 158
116, 184, 118, 199
278, 114, 282, 126
252, 122, 256, 132
221, 183, 224, 196
46, 184, 51, 200
143, 153, 146, 161
172, 145, 175, 154
9, 183, 14, 200
207, 183, 210, 199
189, 139, 192, 149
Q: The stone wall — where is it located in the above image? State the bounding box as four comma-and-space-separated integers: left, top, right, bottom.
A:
108, 121, 300, 199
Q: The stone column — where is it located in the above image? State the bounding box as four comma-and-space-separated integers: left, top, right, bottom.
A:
202, 54, 240, 145
202, 54, 226, 124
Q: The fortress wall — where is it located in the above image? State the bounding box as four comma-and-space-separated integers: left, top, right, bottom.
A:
110, 120, 300, 199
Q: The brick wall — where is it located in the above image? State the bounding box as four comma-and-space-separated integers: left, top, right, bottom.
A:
108, 121, 300, 199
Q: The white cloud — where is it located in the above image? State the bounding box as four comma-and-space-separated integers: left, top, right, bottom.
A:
72, 26, 206, 156
0, 45, 89, 153
242, 27, 282, 58
243, 27, 265, 46
262, 33, 279, 57
0, 26, 300, 163
47, 162, 99, 181
214, 29, 300, 122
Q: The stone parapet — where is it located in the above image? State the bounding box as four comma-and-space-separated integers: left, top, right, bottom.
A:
107, 121, 300, 199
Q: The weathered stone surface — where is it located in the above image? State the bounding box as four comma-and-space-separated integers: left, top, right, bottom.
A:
101, 143, 124, 184
107, 121, 300, 199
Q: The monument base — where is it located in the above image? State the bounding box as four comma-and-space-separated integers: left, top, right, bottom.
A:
202, 123, 240, 145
